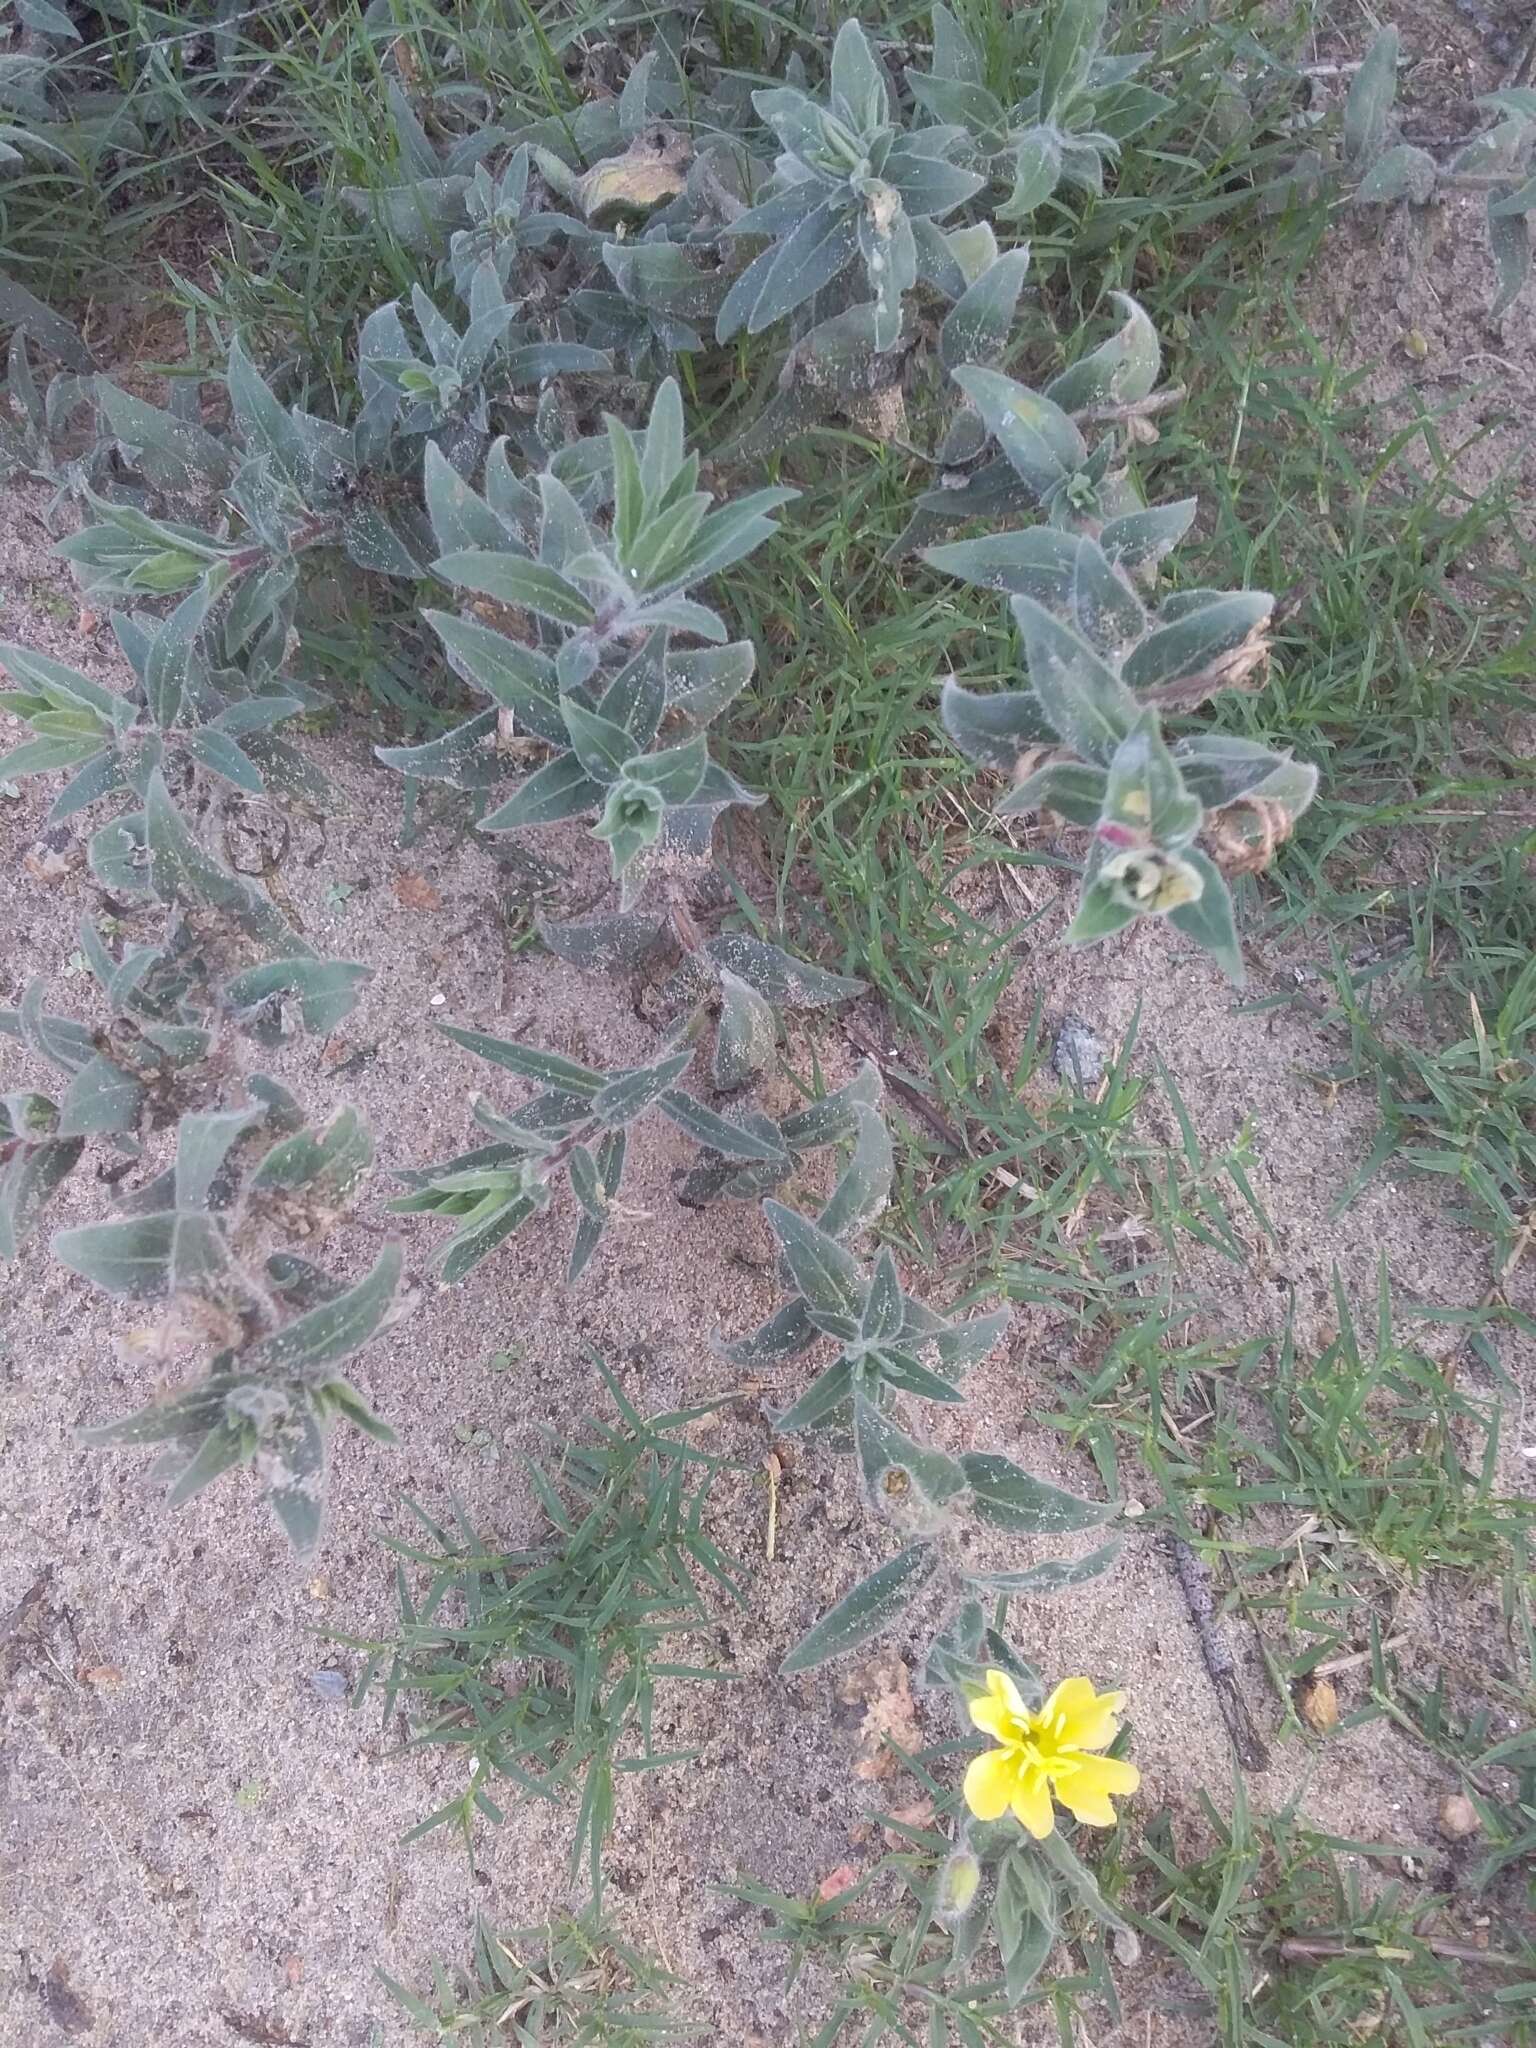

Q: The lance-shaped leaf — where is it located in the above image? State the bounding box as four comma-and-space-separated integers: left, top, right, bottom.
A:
592, 1048, 693, 1125
939, 678, 1054, 771
996, 1854, 1056, 2005
375, 708, 500, 790
717, 1297, 818, 1369
705, 932, 863, 1007
961, 1451, 1119, 1535
433, 550, 596, 628
1039, 0, 1108, 118
0, 1136, 84, 1259
55, 1055, 142, 1140
966, 1535, 1122, 1596
1167, 846, 1244, 985
659, 1090, 788, 1164
222, 958, 371, 1039
776, 1356, 857, 1432
53, 1211, 176, 1297
1343, 25, 1399, 166
1011, 595, 1138, 764
1043, 293, 1160, 413
423, 611, 564, 745
1102, 714, 1201, 850
817, 1105, 894, 1242
952, 367, 1086, 498
939, 248, 1032, 370
781, 1544, 939, 1673
238, 1244, 403, 1378
568, 1128, 627, 1283
763, 1198, 865, 1321
713, 968, 777, 1089
481, 755, 605, 833
1124, 592, 1273, 697
436, 1022, 603, 1094
249, 1108, 374, 1204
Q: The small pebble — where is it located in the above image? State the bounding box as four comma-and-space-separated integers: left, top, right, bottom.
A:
309, 1668, 349, 1704
1051, 1015, 1105, 1090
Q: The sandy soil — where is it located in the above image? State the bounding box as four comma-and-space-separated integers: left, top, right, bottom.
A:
3, 8, 1534, 2044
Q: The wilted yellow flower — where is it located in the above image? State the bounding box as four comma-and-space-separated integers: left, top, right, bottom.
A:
963, 1672, 1139, 1839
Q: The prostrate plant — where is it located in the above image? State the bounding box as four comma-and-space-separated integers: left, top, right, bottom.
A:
674, 1055, 884, 1207
358, 1368, 742, 1897
1276, 26, 1536, 315
0, 580, 319, 817
385, 1908, 699, 2043
55, 1084, 404, 1550
907, 0, 1169, 222
735, 1665, 1138, 2032
59, 254, 606, 610
720, 1122, 1123, 1676
923, 297, 1317, 978
392, 1018, 788, 1283
0, 333, 99, 506
718, 17, 983, 358
0, 617, 369, 1041
386, 373, 863, 1084
386, 375, 789, 885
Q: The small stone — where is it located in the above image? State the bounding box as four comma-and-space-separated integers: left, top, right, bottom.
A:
1295, 1674, 1339, 1734
309, 1669, 348, 1704
1438, 1793, 1480, 1840
1051, 1015, 1105, 1090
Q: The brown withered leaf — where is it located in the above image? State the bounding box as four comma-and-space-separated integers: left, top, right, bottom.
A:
1295, 1674, 1339, 1734
814, 1864, 859, 1905
837, 1650, 923, 1782
392, 873, 443, 912
23, 846, 74, 886
880, 1796, 936, 1848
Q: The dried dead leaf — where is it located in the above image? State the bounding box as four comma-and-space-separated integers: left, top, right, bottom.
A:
392, 873, 443, 912
880, 1796, 935, 1847
837, 1651, 923, 1781
815, 1863, 859, 1905
1295, 1674, 1339, 1734
23, 847, 74, 886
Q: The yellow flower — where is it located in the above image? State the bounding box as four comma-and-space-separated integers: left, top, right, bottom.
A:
962, 1671, 1139, 1839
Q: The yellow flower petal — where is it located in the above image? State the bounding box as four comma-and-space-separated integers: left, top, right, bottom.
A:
1042, 1676, 1124, 1754
1009, 1767, 1056, 1840
1054, 1753, 1140, 1828
963, 1747, 1019, 1823
968, 1668, 1025, 1741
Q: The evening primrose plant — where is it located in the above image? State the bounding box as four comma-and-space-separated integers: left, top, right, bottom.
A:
928, 298, 1318, 979
929, 1666, 1140, 2006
